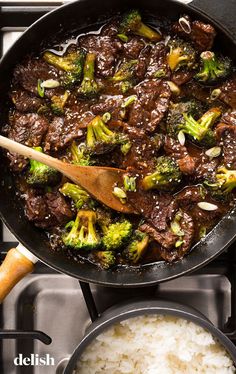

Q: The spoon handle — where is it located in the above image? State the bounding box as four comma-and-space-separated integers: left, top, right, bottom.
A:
0, 135, 66, 171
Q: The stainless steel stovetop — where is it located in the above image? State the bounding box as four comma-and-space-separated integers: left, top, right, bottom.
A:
2, 267, 235, 374
0, 1, 236, 373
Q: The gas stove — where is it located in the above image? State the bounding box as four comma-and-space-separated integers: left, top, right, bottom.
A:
0, 1, 236, 373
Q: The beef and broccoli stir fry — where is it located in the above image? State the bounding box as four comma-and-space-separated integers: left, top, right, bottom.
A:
3, 10, 236, 269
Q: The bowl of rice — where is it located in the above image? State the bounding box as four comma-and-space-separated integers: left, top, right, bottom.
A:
64, 299, 236, 374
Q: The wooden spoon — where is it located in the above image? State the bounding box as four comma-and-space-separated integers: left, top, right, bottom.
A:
0, 136, 135, 214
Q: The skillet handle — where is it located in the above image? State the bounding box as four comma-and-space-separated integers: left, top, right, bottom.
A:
0, 244, 38, 303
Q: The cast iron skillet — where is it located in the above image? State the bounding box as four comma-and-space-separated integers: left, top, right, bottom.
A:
0, 0, 236, 288
64, 299, 236, 373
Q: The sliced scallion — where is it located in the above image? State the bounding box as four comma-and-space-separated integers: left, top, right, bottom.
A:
41, 79, 60, 88
197, 202, 218, 211
37, 79, 45, 98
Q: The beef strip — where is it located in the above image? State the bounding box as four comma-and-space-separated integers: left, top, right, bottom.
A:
139, 222, 177, 250
160, 212, 194, 261
128, 190, 172, 231
44, 116, 84, 151
171, 70, 195, 86
178, 154, 200, 175
8, 111, 48, 146
221, 110, 236, 126
194, 153, 220, 181
182, 81, 210, 102
134, 46, 151, 81
79, 35, 123, 77
164, 136, 187, 158
216, 122, 236, 169
219, 77, 236, 109
140, 186, 222, 262
164, 186, 224, 247
172, 16, 216, 51
65, 108, 94, 130
190, 203, 225, 226
122, 127, 163, 171
13, 58, 61, 98
146, 43, 171, 79
145, 193, 173, 231
168, 185, 224, 225
190, 20, 216, 51
25, 194, 56, 228
6, 152, 28, 173
7, 112, 48, 171
123, 37, 145, 59
140, 211, 194, 261
164, 136, 199, 175
176, 212, 195, 256
25, 191, 73, 228
64, 94, 94, 129
100, 21, 119, 37
170, 185, 204, 213
90, 95, 124, 121
166, 185, 204, 223
46, 192, 73, 224
128, 79, 171, 133
10, 90, 44, 112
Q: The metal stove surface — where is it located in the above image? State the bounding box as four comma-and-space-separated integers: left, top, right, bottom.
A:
1, 267, 234, 374
1, 1, 236, 374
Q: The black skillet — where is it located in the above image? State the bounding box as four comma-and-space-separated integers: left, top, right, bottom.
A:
0, 0, 236, 295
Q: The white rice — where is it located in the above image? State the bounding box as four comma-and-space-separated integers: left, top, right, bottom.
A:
75, 315, 236, 374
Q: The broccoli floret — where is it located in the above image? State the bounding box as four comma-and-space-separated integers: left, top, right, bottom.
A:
119, 10, 161, 41
179, 107, 221, 144
203, 179, 224, 200
204, 166, 236, 198
26, 147, 60, 187
112, 60, 138, 82
142, 156, 182, 191
70, 141, 92, 166
195, 51, 232, 85
60, 182, 89, 209
167, 99, 205, 136
51, 90, 70, 115
43, 49, 86, 87
62, 220, 80, 248
77, 53, 101, 99
111, 60, 138, 92
123, 230, 149, 264
216, 167, 236, 194
102, 220, 133, 250
167, 38, 197, 72
62, 210, 100, 250
92, 250, 116, 269
86, 115, 121, 154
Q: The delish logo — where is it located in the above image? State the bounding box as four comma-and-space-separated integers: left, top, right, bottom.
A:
14, 353, 55, 366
